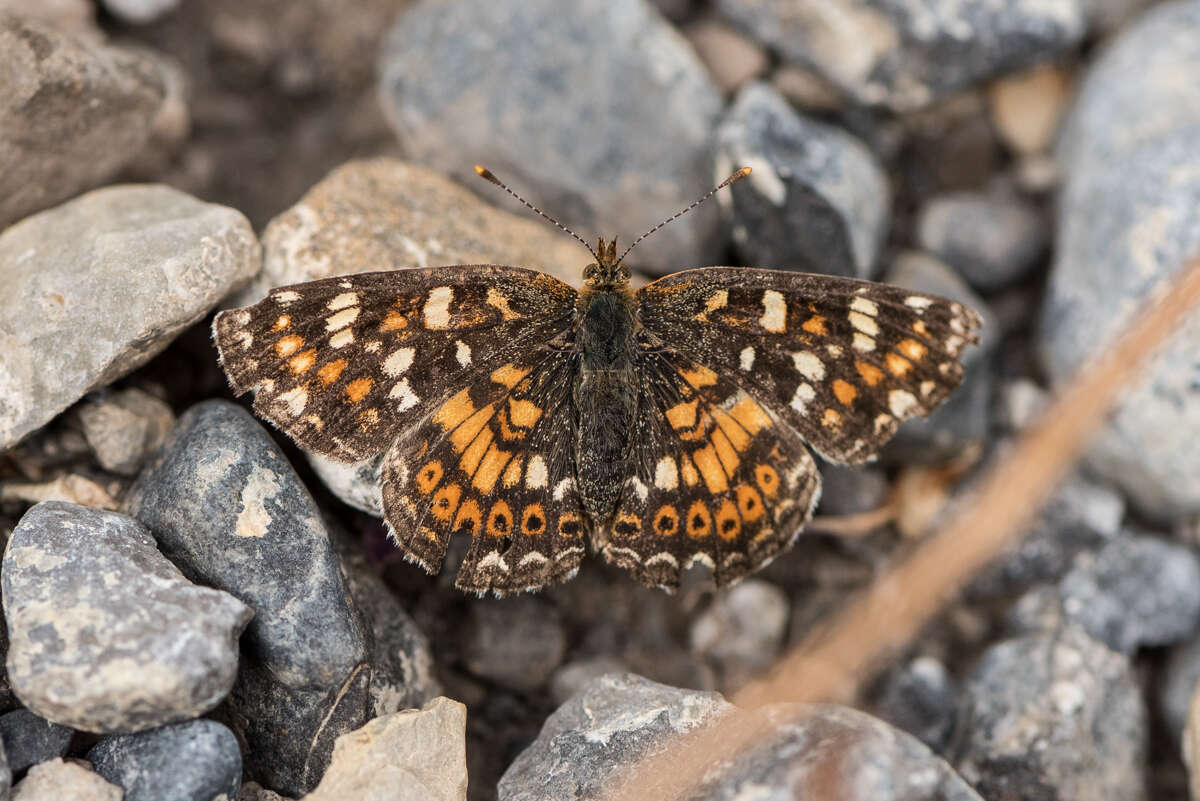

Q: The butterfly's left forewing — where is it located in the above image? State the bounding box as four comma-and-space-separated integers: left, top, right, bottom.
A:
213, 266, 577, 462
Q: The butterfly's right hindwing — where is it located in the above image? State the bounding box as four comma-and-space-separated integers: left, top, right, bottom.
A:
213, 266, 577, 462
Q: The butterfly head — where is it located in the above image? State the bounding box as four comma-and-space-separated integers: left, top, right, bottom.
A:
582, 236, 631, 288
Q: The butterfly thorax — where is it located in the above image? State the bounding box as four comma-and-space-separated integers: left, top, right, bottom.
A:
573, 238, 640, 529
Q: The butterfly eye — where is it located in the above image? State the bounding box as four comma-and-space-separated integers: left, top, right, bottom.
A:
584, 265, 597, 281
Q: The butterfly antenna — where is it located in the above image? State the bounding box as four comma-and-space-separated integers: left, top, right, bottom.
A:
617, 167, 752, 264
474, 165, 599, 261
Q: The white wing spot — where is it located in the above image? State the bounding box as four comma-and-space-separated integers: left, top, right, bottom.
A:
654, 457, 679, 490
327, 292, 358, 310
686, 552, 716, 570
848, 310, 879, 336
852, 333, 876, 352
889, 389, 919, 417
383, 347, 415, 377
850, 296, 879, 316
825, 344, 843, 357
629, 477, 649, 502
278, 387, 308, 415
552, 477, 573, 500
423, 286, 453, 329
760, 290, 787, 333
790, 382, 816, 415
518, 552, 549, 569
478, 551, 509, 573
455, 340, 472, 367
645, 552, 679, 571
874, 413, 894, 433
325, 307, 359, 331
739, 346, 755, 371
390, 378, 419, 411
274, 290, 301, 304
526, 455, 548, 489
364, 340, 382, 353
791, 350, 825, 381
235, 331, 254, 349
330, 329, 354, 348
905, 296, 933, 310
920, 380, 936, 397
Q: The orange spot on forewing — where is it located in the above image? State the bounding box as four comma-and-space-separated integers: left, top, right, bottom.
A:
344, 377, 373, 403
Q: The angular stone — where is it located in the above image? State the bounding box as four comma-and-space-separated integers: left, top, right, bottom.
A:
1042, 0, 1200, 521
301, 697, 467, 801
716, 0, 1084, 111
0, 185, 260, 450
77, 388, 175, 476
88, 720, 241, 801
956, 627, 1146, 801
0, 14, 165, 227
0, 709, 74, 774
2, 502, 252, 733
379, 0, 724, 274
498, 673, 731, 801
11, 759, 121, 801
715, 81, 889, 278
499, 673, 980, 800
124, 400, 370, 793
1059, 533, 1200, 654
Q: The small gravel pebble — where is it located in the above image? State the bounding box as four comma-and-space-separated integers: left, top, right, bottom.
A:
0, 709, 74, 775
1059, 533, 1200, 654
2, 502, 252, 732
715, 81, 889, 279
77, 388, 175, 476
956, 626, 1146, 801
10, 758, 121, 801
689, 579, 789, 687
88, 720, 242, 801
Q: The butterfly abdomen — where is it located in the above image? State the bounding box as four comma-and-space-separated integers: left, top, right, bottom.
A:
574, 289, 639, 527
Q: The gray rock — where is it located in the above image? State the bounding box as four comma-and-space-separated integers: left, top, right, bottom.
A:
462, 597, 567, 693
379, 0, 724, 275
693, 704, 981, 801
967, 472, 1124, 599
500, 673, 981, 800
99, 0, 178, 24
11, 758, 121, 801
0, 185, 260, 450
123, 400, 370, 794
993, 377, 1049, 432
1004, 583, 1066, 635
715, 81, 889, 278
689, 579, 789, 687
917, 186, 1050, 291
716, 0, 1085, 111
0, 14, 165, 228
308, 453, 383, 517
1042, 0, 1200, 522
77, 388, 175, 476
684, 16, 769, 94
332, 525, 442, 716
871, 656, 957, 754
0, 738, 8, 799
1059, 533, 1200, 654
880, 252, 996, 462
816, 463, 890, 516
2, 502, 252, 732
88, 720, 241, 801
302, 697, 467, 801
0, 709, 73, 774
1163, 636, 1200, 745
498, 673, 732, 800
956, 627, 1146, 801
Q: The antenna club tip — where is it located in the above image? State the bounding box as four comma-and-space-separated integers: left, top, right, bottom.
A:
732, 166, 752, 181
474, 165, 501, 185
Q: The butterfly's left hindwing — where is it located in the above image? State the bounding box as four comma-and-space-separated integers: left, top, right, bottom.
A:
636, 268, 981, 464
213, 266, 577, 462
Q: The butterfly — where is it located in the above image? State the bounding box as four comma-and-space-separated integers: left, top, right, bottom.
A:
213, 166, 981, 595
